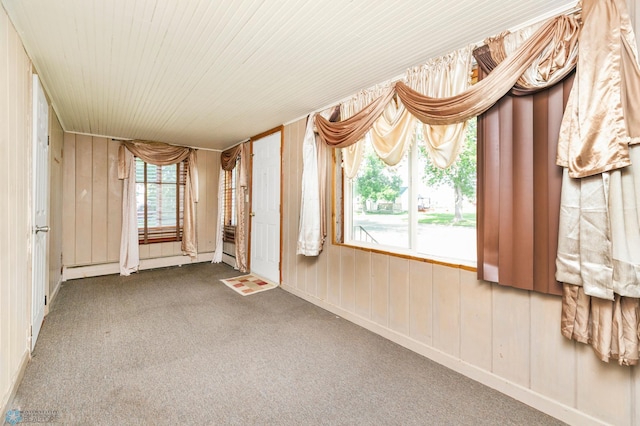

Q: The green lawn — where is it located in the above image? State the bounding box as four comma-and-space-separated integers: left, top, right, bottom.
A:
418, 212, 476, 227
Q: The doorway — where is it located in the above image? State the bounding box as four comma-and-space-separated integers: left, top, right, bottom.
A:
31, 74, 49, 351
249, 130, 281, 283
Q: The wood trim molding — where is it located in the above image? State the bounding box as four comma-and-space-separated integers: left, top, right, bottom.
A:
1, 350, 30, 418
249, 125, 284, 143
62, 252, 215, 281
331, 148, 339, 245
279, 129, 284, 284
331, 241, 477, 272
247, 140, 253, 271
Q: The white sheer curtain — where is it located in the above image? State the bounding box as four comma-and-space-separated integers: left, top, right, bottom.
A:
212, 168, 225, 263
119, 147, 139, 276
405, 46, 474, 169
369, 98, 416, 166
298, 111, 331, 256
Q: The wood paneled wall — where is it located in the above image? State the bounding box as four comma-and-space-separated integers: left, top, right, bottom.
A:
61, 133, 220, 267
281, 118, 640, 426
48, 107, 64, 307
0, 8, 33, 412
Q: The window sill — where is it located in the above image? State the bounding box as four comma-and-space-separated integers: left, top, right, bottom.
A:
138, 239, 182, 245
333, 240, 477, 272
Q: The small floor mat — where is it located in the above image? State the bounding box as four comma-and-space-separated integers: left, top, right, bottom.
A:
220, 274, 278, 296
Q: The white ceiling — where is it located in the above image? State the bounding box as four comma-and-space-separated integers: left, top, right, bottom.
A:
2, 0, 576, 151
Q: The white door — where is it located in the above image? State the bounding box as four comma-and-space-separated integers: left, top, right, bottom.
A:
250, 131, 281, 283
32, 75, 49, 351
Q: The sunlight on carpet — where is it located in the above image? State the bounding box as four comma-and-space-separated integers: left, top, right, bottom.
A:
220, 274, 278, 296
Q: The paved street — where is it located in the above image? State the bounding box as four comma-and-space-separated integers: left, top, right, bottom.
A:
353, 213, 476, 263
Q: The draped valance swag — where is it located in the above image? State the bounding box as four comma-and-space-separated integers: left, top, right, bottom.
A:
314, 13, 581, 147
220, 144, 243, 171
117, 140, 199, 276
405, 46, 475, 170
339, 46, 477, 179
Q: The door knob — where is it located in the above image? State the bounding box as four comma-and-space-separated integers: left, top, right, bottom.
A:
35, 225, 50, 233
249, 212, 255, 217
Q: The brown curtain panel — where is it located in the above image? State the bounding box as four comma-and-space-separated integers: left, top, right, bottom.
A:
216, 143, 249, 272
562, 283, 640, 365
477, 63, 574, 295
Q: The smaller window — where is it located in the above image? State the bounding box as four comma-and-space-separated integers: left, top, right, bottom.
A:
135, 158, 186, 244
222, 165, 238, 243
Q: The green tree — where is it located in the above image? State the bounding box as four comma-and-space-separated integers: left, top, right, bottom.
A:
421, 119, 477, 222
355, 151, 403, 212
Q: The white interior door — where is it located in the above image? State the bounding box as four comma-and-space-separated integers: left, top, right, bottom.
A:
32, 75, 49, 351
250, 131, 281, 283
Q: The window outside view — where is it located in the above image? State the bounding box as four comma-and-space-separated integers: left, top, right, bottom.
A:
346, 119, 477, 264
135, 158, 184, 242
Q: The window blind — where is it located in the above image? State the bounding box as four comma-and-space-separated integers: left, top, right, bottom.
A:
223, 163, 238, 243
136, 158, 186, 243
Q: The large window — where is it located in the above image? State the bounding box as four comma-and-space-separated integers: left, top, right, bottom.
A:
343, 119, 477, 264
135, 158, 186, 244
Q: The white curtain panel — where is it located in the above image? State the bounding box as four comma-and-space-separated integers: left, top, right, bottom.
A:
297, 111, 331, 256
557, 145, 640, 300
405, 46, 474, 169
119, 147, 140, 276
370, 98, 416, 167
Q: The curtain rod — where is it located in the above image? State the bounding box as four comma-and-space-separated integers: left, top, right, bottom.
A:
66, 130, 133, 140
285, 2, 581, 124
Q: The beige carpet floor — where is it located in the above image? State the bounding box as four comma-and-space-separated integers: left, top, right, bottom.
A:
8, 262, 565, 425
